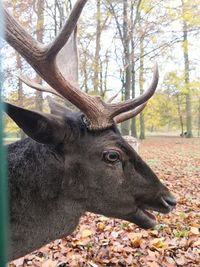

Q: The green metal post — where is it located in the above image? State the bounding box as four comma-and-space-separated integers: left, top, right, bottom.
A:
0, 2, 8, 265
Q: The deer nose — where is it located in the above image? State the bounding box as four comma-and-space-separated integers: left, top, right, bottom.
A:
162, 194, 176, 209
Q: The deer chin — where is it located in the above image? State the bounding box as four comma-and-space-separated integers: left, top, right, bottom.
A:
126, 208, 158, 229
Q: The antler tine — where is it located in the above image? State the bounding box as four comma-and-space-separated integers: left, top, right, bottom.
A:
107, 89, 121, 103
19, 74, 63, 98
114, 103, 147, 124
46, 0, 87, 59
108, 90, 147, 123
108, 64, 159, 118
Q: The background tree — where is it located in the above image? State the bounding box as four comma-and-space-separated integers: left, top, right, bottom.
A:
34, 0, 44, 112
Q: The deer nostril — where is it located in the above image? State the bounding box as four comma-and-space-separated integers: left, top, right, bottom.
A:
163, 194, 176, 207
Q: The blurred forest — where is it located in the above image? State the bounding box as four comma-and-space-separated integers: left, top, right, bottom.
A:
2, 0, 200, 140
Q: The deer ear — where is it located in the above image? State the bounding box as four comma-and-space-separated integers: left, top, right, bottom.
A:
5, 102, 66, 145
47, 96, 72, 116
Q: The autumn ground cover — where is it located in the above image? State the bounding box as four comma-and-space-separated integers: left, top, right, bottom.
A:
10, 137, 200, 267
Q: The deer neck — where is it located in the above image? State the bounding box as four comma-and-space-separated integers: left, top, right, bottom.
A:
7, 138, 85, 260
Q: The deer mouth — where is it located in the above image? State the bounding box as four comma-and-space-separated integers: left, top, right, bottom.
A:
142, 209, 157, 221
130, 195, 177, 229
129, 207, 158, 229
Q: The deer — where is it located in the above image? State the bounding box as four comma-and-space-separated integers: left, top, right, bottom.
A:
3, 0, 176, 261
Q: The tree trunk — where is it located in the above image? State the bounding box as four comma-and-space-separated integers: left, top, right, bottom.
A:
93, 0, 101, 93
182, 0, 193, 138
103, 53, 109, 97
185, 93, 192, 138
130, 0, 142, 138
139, 35, 145, 140
131, 55, 137, 137
121, 0, 131, 135
198, 97, 200, 137
83, 53, 89, 93
35, 0, 44, 112
176, 94, 184, 136
99, 60, 104, 97
130, 10, 136, 137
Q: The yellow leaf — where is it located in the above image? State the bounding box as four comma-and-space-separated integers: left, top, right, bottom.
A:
97, 222, 105, 231
191, 222, 200, 227
99, 216, 109, 221
190, 227, 199, 236
193, 240, 200, 247
81, 229, 92, 238
151, 238, 168, 250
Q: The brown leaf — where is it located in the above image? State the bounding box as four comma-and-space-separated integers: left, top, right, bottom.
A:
131, 236, 142, 248
124, 254, 133, 265
127, 232, 142, 240
41, 259, 58, 267
150, 230, 159, 236
175, 256, 187, 266
146, 261, 160, 267
163, 256, 177, 267
146, 249, 157, 261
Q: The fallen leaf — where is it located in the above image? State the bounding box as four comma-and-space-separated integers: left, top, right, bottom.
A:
193, 240, 200, 247
81, 229, 92, 238
146, 261, 160, 267
175, 256, 187, 266
131, 236, 142, 248
151, 237, 168, 250
88, 261, 99, 267
42, 259, 57, 267
190, 226, 199, 236
97, 222, 105, 231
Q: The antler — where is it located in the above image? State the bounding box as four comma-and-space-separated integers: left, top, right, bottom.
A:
4, 0, 158, 130
19, 74, 63, 98
107, 90, 147, 123
114, 103, 147, 123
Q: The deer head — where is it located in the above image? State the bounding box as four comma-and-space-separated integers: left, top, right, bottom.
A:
4, 1, 176, 258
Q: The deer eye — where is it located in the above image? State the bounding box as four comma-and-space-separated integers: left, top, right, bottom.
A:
103, 150, 121, 163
